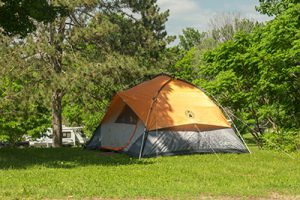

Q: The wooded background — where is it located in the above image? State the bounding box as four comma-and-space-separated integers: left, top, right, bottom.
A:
0, 0, 299, 151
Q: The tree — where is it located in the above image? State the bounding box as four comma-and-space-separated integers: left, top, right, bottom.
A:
209, 13, 259, 43
0, 0, 67, 37
0, 90, 50, 145
171, 15, 258, 83
198, 4, 300, 139
1, 0, 170, 147
256, 0, 298, 16
61, 54, 148, 136
178, 28, 206, 51
0, 35, 51, 144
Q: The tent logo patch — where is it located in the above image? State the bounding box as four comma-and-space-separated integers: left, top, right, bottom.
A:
185, 110, 195, 119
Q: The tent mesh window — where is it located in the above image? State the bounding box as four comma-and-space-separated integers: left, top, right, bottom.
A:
115, 105, 138, 124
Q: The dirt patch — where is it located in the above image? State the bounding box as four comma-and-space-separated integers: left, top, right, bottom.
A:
193, 193, 300, 200
99, 194, 300, 200
43, 193, 300, 200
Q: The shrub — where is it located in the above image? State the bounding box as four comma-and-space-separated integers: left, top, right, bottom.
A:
262, 129, 300, 152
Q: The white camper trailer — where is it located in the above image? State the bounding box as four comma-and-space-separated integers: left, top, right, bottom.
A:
30, 126, 88, 147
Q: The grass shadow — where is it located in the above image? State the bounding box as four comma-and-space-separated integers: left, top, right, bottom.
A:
0, 147, 153, 170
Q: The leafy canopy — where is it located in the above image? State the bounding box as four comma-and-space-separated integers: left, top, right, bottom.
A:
199, 4, 300, 134
0, 0, 67, 37
256, 0, 298, 16
0, 0, 171, 141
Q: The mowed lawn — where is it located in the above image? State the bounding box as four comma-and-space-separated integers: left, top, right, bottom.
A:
0, 146, 299, 199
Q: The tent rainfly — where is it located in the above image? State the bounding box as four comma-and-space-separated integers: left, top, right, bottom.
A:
86, 74, 249, 157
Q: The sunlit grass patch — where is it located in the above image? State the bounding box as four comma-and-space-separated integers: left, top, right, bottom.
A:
0, 147, 299, 199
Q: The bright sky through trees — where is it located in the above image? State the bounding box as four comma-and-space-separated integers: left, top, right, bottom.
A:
157, 0, 273, 42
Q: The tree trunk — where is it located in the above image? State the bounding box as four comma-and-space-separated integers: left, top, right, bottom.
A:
49, 11, 65, 147
52, 89, 63, 147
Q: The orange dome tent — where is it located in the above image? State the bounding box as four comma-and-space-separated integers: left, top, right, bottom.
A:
86, 74, 249, 157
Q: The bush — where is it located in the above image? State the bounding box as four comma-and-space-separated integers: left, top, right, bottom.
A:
262, 129, 300, 152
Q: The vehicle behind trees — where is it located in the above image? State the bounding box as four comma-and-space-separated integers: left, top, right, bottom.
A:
29, 126, 88, 148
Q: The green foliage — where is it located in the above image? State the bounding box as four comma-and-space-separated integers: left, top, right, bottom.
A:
0, 0, 172, 143
0, 0, 67, 37
0, 79, 51, 145
173, 16, 258, 79
262, 129, 300, 152
53, 0, 170, 138
173, 48, 199, 82
62, 54, 147, 137
172, 16, 258, 83
0, 34, 52, 143
0, 148, 300, 199
1, 0, 298, 149
210, 16, 259, 43
256, 0, 298, 16
200, 4, 299, 134
179, 28, 206, 51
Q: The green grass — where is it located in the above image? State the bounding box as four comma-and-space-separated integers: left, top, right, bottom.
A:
0, 146, 299, 199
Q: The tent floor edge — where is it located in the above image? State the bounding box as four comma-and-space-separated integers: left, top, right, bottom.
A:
127, 149, 249, 158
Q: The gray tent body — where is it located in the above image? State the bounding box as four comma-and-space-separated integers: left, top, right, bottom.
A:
86, 101, 248, 157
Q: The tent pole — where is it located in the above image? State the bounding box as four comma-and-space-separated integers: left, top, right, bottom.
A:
229, 117, 252, 154
139, 128, 147, 159
187, 84, 251, 153
214, 104, 251, 154
138, 77, 173, 159
217, 106, 251, 154
208, 97, 251, 154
